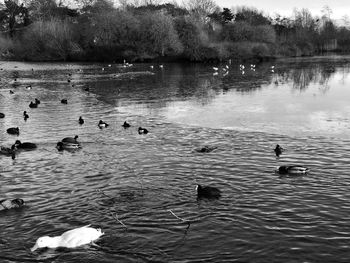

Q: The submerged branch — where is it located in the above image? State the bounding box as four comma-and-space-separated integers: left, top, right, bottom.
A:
168, 209, 191, 231
110, 211, 127, 229
96, 189, 114, 200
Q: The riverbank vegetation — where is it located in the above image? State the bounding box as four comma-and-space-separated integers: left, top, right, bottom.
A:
1, 0, 350, 62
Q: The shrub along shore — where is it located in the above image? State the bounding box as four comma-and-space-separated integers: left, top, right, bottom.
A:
1, 0, 349, 63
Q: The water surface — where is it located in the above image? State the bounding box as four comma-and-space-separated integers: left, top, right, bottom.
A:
1, 57, 350, 262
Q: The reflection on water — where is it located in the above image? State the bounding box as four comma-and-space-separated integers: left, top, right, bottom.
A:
1, 57, 350, 262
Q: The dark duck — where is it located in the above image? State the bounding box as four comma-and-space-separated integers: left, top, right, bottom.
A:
29, 101, 38, 108
122, 121, 131, 128
195, 146, 217, 153
98, 120, 109, 128
138, 127, 148, 134
274, 144, 284, 157
196, 184, 221, 199
0, 145, 17, 159
276, 165, 310, 175
7, 127, 19, 135
57, 135, 81, 150
79, 116, 84, 125
13, 140, 37, 150
23, 111, 29, 120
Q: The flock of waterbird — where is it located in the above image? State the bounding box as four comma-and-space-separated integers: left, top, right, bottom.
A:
0, 61, 309, 252
212, 63, 275, 76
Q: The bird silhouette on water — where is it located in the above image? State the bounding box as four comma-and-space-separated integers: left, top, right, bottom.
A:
79, 116, 84, 125
274, 144, 284, 157
23, 111, 29, 121
196, 184, 221, 199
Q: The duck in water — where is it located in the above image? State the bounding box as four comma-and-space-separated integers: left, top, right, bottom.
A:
0, 198, 24, 211
29, 101, 38, 108
122, 121, 130, 128
57, 135, 81, 151
274, 144, 284, 157
195, 146, 217, 153
13, 140, 37, 150
79, 116, 84, 125
31, 225, 104, 252
196, 184, 221, 199
138, 127, 148, 134
0, 145, 17, 159
7, 127, 19, 135
23, 111, 29, 121
276, 165, 309, 175
98, 120, 109, 128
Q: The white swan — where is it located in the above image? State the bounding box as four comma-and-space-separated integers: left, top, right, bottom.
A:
31, 225, 104, 252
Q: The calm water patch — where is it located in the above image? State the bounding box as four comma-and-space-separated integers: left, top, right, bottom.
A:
1, 57, 350, 262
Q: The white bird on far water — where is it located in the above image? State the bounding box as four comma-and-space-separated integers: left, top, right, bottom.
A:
31, 225, 104, 252
213, 67, 219, 71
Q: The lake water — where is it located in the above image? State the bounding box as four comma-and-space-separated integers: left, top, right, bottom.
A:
1, 56, 350, 262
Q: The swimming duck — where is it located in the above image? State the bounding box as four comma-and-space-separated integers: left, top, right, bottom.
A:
31, 225, 104, 252
23, 111, 29, 120
79, 116, 84, 125
57, 136, 81, 150
56, 141, 80, 151
61, 135, 80, 145
0, 145, 17, 159
98, 120, 109, 128
7, 127, 19, 135
276, 165, 309, 175
29, 101, 38, 108
61, 99, 68, 104
195, 146, 217, 153
0, 198, 24, 211
26, 85, 32, 90
122, 121, 130, 128
0, 112, 4, 118
196, 184, 221, 199
138, 127, 148, 134
13, 140, 37, 150
274, 144, 284, 157
10, 90, 14, 94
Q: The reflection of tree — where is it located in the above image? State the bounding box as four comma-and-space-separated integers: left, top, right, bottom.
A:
272, 62, 338, 92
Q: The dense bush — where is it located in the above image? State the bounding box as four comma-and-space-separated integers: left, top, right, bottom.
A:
0, 0, 350, 62
18, 19, 81, 61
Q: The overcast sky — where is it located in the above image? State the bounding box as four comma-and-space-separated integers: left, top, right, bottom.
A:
215, 0, 350, 19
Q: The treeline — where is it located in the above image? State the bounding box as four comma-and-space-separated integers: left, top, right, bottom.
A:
0, 0, 350, 62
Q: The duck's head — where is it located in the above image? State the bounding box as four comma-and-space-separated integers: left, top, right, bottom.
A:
31, 236, 52, 252
14, 140, 21, 147
195, 184, 202, 192
74, 135, 79, 140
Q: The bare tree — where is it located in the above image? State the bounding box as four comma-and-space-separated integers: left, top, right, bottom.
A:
184, 0, 218, 20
